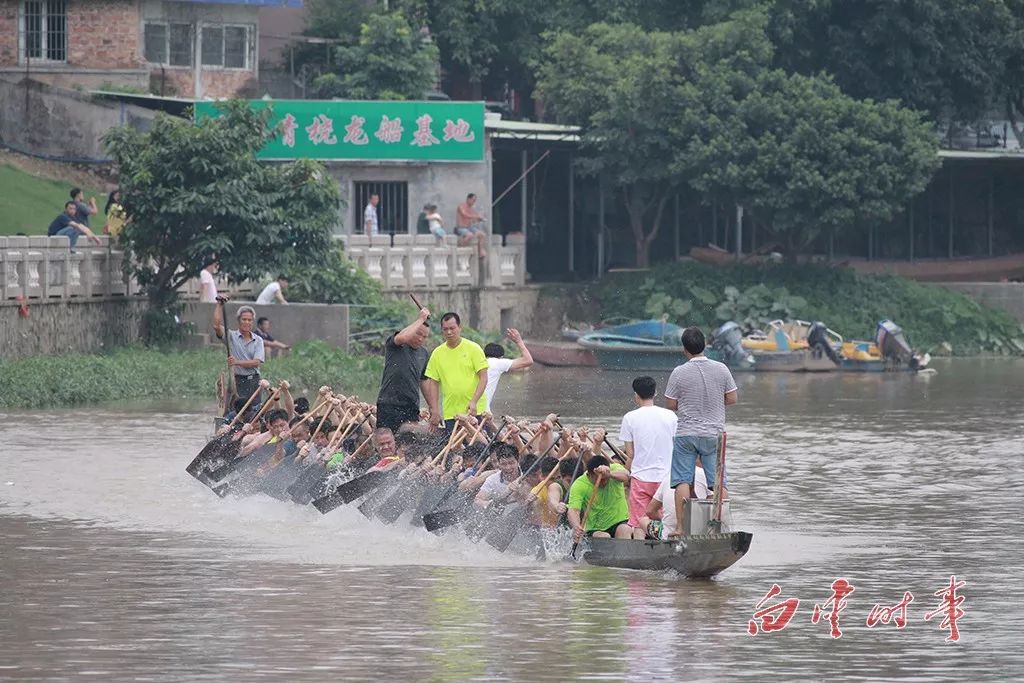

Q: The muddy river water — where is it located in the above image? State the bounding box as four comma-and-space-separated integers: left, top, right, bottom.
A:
1, 359, 1022, 681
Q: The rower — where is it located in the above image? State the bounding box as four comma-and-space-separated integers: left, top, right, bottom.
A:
238, 408, 290, 457
369, 429, 408, 471
473, 444, 521, 508
567, 454, 633, 541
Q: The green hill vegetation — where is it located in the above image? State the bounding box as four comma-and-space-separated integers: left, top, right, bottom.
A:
0, 160, 107, 236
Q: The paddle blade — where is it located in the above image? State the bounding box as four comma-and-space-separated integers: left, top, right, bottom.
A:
423, 506, 474, 533
311, 470, 390, 514
484, 502, 531, 552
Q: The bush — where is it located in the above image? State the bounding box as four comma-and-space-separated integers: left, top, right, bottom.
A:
595, 262, 1024, 356
0, 341, 383, 409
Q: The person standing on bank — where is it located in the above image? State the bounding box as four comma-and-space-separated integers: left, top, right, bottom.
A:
664, 327, 737, 539
376, 306, 432, 433
424, 312, 489, 432
212, 298, 266, 406
364, 193, 380, 237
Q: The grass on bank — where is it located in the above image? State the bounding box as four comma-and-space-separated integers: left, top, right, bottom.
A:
594, 262, 1024, 356
0, 340, 383, 410
0, 162, 108, 237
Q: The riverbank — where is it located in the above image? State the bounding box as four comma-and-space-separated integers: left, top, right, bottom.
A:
593, 262, 1024, 356
0, 340, 382, 410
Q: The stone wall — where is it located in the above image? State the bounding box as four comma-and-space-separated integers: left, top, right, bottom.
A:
942, 282, 1024, 323
383, 285, 541, 334
179, 302, 351, 352
0, 297, 147, 358
0, 78, 155, 160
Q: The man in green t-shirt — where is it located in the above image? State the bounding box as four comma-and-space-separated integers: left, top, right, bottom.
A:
567, 455, 633, 541
424, 312, 489, 432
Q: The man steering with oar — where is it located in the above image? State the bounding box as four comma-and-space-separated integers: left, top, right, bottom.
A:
212, 296, 265, 407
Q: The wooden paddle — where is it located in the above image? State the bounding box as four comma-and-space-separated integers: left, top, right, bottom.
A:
185, 378, 271, 479
217, 296, 236, 412
570, 473, 604, 559
421, 419, 510, 532
708, 431, 727, 533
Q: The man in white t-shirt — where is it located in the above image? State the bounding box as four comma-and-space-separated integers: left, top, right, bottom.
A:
364, 193, 380, 236
482, 328, 534, 412
619, 375, 678, 539
473, 444, 521, 509
640, 467, 708, 540
199, 261, 219, 303
256, 275, 289, 305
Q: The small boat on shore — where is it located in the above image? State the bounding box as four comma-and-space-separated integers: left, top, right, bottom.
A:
527, 340, 597, 367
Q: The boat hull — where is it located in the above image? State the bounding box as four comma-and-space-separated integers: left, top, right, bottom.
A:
528, 340, 597, 367
749, 348, 837, 372
582, 531, 753, 578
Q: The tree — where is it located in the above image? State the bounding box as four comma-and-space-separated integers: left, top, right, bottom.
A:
536, 12, 772, 267
102, 102, 340, 342
313, 13, 439, 100
689, 71, 940, 256
768, 0, 1017, 124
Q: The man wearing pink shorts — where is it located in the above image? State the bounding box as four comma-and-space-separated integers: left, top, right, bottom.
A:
618, 376, 678, 539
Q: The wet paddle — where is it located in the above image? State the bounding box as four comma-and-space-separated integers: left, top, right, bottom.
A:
421, 420, 510, 532
185, 379, 269, 479
374, 428, 471, 524
203, 385, 285, 482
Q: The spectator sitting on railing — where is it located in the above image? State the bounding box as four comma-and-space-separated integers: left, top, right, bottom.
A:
255, 316, 290, 353
456, 193, 488, 259
416, 203, 447, 243
47, 201, 102, 252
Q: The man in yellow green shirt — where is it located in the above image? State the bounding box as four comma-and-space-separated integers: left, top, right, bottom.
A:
567, 455, 633, 541
424, 312, 489, 432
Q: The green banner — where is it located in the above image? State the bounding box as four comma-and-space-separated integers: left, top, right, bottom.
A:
194, 100, 485, 162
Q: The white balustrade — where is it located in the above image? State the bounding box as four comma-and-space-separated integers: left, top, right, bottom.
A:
0, 234, 527, 303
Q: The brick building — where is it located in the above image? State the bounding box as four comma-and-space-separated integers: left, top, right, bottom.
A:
0, 0, 301, 98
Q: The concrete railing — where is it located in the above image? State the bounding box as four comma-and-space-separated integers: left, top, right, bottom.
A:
1, 233, 527, 304
341, 233, 526, 290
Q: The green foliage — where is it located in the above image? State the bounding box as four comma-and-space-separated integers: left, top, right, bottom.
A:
536, 14, 774, 266
595, 262, 1024, 356
768, 0, 1017, 123
314, 13, 439, 100
102, 101, 340, 343
287, 243, 382, 306
0, 342, 382, 410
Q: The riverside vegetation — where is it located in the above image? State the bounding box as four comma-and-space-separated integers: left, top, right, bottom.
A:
595, 262, 1024, 357
0, 341, 382, 410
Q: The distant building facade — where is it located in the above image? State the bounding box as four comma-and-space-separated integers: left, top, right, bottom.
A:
0, 0, 301, 98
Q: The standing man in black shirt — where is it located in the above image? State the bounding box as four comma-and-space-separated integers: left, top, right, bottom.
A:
376, 306, 431, 433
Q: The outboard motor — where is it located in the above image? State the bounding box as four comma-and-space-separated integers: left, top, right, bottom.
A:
712, 322, 755, 367
875, 319, 914, 365
807, 321, 841, 365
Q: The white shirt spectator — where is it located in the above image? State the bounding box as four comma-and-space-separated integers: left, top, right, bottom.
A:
364, 203, 379, 235
256, 281, 282, 305
199, 269, 218, 303
484, 357, 514, 411
619, 405, 677, 483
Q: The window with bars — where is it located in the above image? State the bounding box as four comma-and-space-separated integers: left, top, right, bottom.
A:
20, 0, 67, 63
201, 24, 251, 69
354, 182, 409, 236
143, 22, 193, 67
